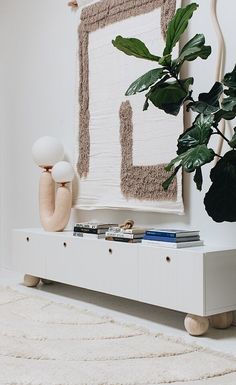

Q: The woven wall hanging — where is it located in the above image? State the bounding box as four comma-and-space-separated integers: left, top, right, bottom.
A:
73, 0, 184, 214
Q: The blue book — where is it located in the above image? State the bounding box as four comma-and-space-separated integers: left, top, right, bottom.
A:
143, 235, 200, 243
145, 229, 199, 238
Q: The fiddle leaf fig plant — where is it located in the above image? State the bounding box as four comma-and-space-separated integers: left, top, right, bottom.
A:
112, 2, 236, 222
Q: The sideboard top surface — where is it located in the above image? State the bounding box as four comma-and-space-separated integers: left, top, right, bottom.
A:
12, 228, 236, 256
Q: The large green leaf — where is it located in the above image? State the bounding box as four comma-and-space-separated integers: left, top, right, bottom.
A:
229, 128, 236, 148
204, 150, 236, 222
162, 165, 181, 191
187, 101, 219, 115
142, 74, 170, 111
163, 3, 199, 56
112, 36, 160, 62
214, 109, 236, 122
177, 114, 214, 154
166, 144, 215, 173
176, 34, 211, 65
224, 88, 236, 97
199, 81, 223, 105
193, 167, 203, 191
221, 66, 236, 111
187, 82, 223, 114
223, 65, 236, 89
221, 96, 236, 111
125, 68, 166, 96
158, 54, 172, 67
148, 77, 193, 115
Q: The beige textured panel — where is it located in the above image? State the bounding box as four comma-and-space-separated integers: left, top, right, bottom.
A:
120, 100, 177, 201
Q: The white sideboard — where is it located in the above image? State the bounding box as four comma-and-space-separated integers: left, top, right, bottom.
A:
11, 228, 236, 335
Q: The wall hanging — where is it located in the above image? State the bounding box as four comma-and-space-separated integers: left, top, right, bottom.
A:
73, 0, 184, 214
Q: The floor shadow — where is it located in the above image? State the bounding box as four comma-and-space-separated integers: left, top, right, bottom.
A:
35, 281, 186, 331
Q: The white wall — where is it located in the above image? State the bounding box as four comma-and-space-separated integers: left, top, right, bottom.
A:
1, 0, 236, 268
0, 0, 78, 267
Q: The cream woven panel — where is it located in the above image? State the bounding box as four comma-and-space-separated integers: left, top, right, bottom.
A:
73, 0, 184, 214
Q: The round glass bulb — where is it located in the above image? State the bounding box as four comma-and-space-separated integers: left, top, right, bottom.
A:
51, 161, 74, 183
32, 136, 64, 168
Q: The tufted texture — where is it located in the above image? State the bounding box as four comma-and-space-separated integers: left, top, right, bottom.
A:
1, 286, 236, 385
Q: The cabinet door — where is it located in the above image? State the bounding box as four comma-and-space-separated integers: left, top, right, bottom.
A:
12, 230, 46, 277
45, 237, 139, 300
138, 246, 204, 315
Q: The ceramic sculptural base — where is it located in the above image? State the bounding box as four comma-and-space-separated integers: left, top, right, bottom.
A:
39, 170, 72, 232
24, 170, 72, 288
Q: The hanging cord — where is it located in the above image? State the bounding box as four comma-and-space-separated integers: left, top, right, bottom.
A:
210, 0, 233, 164
211, 0, 225, 81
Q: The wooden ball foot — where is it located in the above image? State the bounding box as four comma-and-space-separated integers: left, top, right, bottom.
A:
209, 312, 233, 329
184, 314, 209, 336
24, 274, 40, 287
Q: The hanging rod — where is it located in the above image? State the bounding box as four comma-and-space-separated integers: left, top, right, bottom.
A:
68, 1, 78, 9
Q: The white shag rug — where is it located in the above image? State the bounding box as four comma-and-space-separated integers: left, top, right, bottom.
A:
1, 287, 236, 385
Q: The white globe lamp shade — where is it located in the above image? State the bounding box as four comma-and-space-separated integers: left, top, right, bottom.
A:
51, 161, 74, 183
32, 136, 64, 168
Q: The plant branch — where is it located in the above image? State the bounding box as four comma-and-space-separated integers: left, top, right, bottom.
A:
213, 125, 230, 144
214, 152, 223, 158
168, 68, 195, 102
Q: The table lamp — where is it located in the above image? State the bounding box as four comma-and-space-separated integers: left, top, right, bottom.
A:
32, 136, 74, 232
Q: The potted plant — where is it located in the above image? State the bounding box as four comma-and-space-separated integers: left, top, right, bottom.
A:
112, 2, 236, 222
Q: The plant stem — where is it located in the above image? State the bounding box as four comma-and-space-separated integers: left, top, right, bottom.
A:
168, 69, 194, 102
214, 126, 230, 144
214, 152, 223, 158
169, 69, 181, 84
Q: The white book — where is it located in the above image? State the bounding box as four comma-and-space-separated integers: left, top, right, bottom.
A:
73, 232, 105, 239
75, 223, 118, 229
141, 240, 204, 248
108, 226, 148, 234
105, 231, 143, 239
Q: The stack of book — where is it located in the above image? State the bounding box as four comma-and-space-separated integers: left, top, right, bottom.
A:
142, 229, 203, 248
73, 223, 118, 239
105, 227, 147, 243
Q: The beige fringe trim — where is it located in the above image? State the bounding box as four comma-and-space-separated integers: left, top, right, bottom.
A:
120, 101, 177, 201
80, 0, 176, 35
77, 0, 176, 177
78, 24, 90, 178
